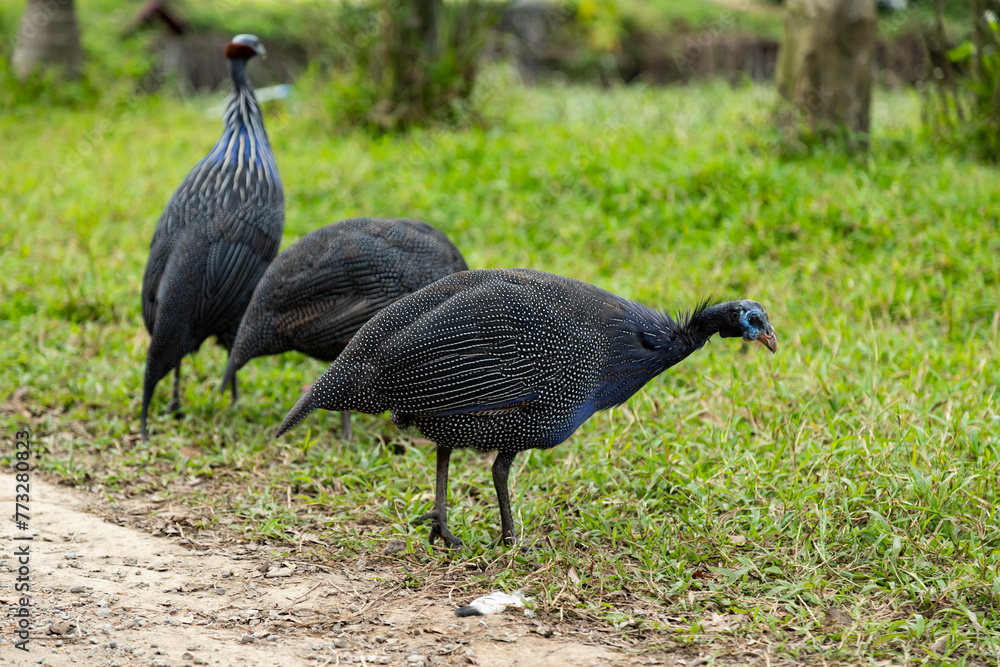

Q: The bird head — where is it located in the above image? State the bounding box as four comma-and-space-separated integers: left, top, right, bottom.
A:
225, 34, 267, 61
718, 300, 777, 353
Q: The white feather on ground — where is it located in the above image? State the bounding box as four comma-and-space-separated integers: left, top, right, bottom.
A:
455, 590, 532, 617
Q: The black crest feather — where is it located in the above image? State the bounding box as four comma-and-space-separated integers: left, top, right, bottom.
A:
675, 296, 720, 334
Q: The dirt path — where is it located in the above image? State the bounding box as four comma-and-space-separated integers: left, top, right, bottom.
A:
0, 473, 638, 667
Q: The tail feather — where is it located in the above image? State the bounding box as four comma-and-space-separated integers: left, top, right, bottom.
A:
220, 356, 241, 394
141, 352, 176, 443
274, 356, 380, 439
275, 389, 319, 438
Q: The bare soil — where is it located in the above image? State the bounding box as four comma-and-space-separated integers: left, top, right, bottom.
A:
0, 472, 647, 667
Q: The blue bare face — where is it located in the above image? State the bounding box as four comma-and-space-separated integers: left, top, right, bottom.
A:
735, 301, 777, 352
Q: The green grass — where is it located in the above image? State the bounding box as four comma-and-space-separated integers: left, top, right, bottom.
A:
2, 77, 999, 664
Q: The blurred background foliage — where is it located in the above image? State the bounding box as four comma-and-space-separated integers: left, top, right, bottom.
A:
1, 0, 995, 156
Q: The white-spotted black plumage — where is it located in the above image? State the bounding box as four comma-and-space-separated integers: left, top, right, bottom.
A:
221, 218, 468, 438
141, 34, 283, 442
275, 269, 776, 546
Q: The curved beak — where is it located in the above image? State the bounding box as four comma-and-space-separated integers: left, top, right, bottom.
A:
758, 327, 778, 354
256, 44, 267, 59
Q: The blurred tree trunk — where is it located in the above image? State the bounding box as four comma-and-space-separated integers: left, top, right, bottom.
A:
366, 0, 496, 131
777, 0, 876, 142
12, 0, 83, 79
388, 0, 441, 110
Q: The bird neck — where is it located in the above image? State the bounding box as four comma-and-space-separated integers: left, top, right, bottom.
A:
227, 57, 253, 95
188, 55, 281, 202
686, 302, 733, 344
223, 59, 267, 142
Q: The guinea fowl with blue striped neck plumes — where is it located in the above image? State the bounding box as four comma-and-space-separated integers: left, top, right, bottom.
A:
275, 268, 777, 547
140, 34, 284, 442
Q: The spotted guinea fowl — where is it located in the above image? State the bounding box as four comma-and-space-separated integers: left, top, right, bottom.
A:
220, 217, 468, 439
140, 34, 284, 441
275, 268, 777, 546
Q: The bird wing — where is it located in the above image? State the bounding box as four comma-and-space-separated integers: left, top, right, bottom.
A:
199, 210, 281, 335
262, 252, 410, 355
280, 294, 396, 357
370, 294, 562, 417
141, 199, 187, 332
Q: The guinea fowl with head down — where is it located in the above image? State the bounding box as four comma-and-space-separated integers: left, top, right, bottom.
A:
221, 217, 468, 439
275, 268, 777, 547
140, 34, 284, 441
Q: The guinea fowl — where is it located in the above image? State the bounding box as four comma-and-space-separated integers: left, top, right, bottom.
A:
275, 268, 777, 547
220, 217, 468, 439
141, 34, 283, 441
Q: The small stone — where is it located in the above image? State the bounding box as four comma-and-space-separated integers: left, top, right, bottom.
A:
267, 635, 278, 641
265, 566, 294, 578
109, 640, 118, 649
824, 608, 852, 629
240, 634, 255, 644
383, 539, 406, 555
132, 648, 144, 657
534, 624, 554, 638
215, 588, 226, 596
70, 586, 86, 593
152, 660, 170, 667
47, 621, 75, 636
102, 624, 112, 634
65, 552, 77, 560
98, 609, 111, 618
333, 638, 348, 648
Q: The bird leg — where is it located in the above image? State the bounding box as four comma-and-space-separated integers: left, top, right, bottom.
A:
229, 372, 239, 405
418, 445, 463, 548
491, 451, 518, 547
340, 410, 352, 442
165, 365, 183, 417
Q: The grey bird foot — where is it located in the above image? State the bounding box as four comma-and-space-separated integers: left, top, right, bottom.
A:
339, 411, 352, 443
418, 511, 463, 548
488, 533, 547, 553
489, 533, 524, 550
165, 399, 184, 418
